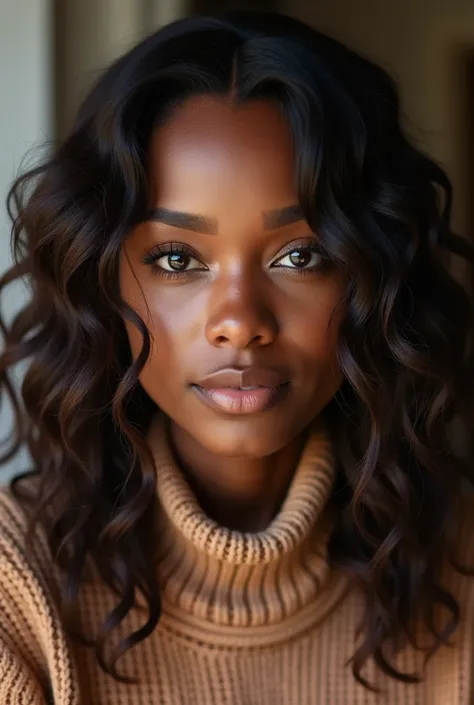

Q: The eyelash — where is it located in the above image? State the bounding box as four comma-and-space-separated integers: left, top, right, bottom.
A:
142, 242, 204, 280
142, 240, 331, 280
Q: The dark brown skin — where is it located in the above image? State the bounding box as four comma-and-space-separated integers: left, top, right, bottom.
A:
119, 96, 346, 531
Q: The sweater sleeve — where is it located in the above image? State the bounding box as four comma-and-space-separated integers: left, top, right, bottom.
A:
450, 490, 474, 704
0, 484, 80, 705
0, 636, 50, 704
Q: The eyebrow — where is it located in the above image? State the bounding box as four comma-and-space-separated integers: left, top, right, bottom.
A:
146, 204, 304, 234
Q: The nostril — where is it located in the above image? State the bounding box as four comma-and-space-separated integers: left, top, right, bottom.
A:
215, 336, 227, 344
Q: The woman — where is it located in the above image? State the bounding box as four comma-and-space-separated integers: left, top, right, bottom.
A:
1, 9, 473, 704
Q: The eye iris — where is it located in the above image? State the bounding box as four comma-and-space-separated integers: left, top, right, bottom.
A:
168, 253, 188, 271
289, 249, 311, 267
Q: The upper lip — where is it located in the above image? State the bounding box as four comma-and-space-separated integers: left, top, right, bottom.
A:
195, 367, 288, 389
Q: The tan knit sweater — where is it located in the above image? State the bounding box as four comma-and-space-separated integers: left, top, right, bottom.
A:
1, 412, 474, 704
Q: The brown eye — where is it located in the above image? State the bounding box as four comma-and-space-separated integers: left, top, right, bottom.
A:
142, 242, 208, 276
167, 253, 190, 271
289, 250, 313, 268
273, 247, 324, 270
155, 252, 202, 272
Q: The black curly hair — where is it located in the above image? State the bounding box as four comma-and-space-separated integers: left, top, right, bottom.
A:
1, 9, 474, 691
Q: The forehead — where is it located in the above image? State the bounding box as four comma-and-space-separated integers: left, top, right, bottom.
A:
147, 95, 298, 210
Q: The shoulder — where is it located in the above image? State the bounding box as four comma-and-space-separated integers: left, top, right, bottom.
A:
0, 479, 78, 703
0, 477, 59, 597
451, 490, 474, 564
443, 490, 474, 610
0, 477, 61, 644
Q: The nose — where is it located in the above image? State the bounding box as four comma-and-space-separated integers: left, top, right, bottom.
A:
205, 274, 278, 350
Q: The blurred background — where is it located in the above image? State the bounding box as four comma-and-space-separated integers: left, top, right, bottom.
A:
1, 0, 474, 480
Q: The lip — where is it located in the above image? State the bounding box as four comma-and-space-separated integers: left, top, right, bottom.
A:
197, 367, 288, 390
192, 366, 290, 415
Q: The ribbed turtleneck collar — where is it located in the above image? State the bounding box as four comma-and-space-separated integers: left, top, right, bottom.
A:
147, 413, 344, 641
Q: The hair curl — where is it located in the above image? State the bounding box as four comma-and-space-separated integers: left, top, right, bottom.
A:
1, 9, 474, 691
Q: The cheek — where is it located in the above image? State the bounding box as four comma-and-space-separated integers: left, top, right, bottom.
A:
119, 253, 204, 406
123, 311, 184, 409
287, 279, 345, 365
294, 291, 346, 405
122, 293, 201, 400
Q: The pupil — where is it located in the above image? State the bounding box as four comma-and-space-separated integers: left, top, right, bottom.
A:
169, 254, 188, 271
290, 250, 310, 267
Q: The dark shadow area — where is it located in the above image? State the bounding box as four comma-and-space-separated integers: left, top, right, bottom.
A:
192, 0, 277, 13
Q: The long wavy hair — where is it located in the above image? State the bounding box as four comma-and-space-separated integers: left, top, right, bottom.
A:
1, 9, 474, 691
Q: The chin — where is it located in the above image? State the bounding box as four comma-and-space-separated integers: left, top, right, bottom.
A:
187, 416, 301, 458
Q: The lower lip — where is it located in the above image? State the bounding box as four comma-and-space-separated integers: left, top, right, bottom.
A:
192, 384, 290, 415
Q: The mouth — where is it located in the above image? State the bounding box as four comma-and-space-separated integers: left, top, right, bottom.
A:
191, 383, 290, 415
191, 367, 290, 415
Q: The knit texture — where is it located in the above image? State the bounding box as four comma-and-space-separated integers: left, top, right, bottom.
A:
0, 412, 473, 704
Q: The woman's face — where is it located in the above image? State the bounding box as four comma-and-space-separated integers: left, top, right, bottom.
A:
119, 95, 346, 457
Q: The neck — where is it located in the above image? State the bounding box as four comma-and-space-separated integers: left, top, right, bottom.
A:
146, 411, 343, 634
169, 421, 308, 532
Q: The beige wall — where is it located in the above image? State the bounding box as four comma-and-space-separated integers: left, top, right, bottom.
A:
56, 0, 189, 137
285, 0, 474, 237
0, 0, 53, 482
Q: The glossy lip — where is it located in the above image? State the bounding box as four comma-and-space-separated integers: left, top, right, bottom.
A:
197, 367, 288, 390
191, 367, 290, 415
